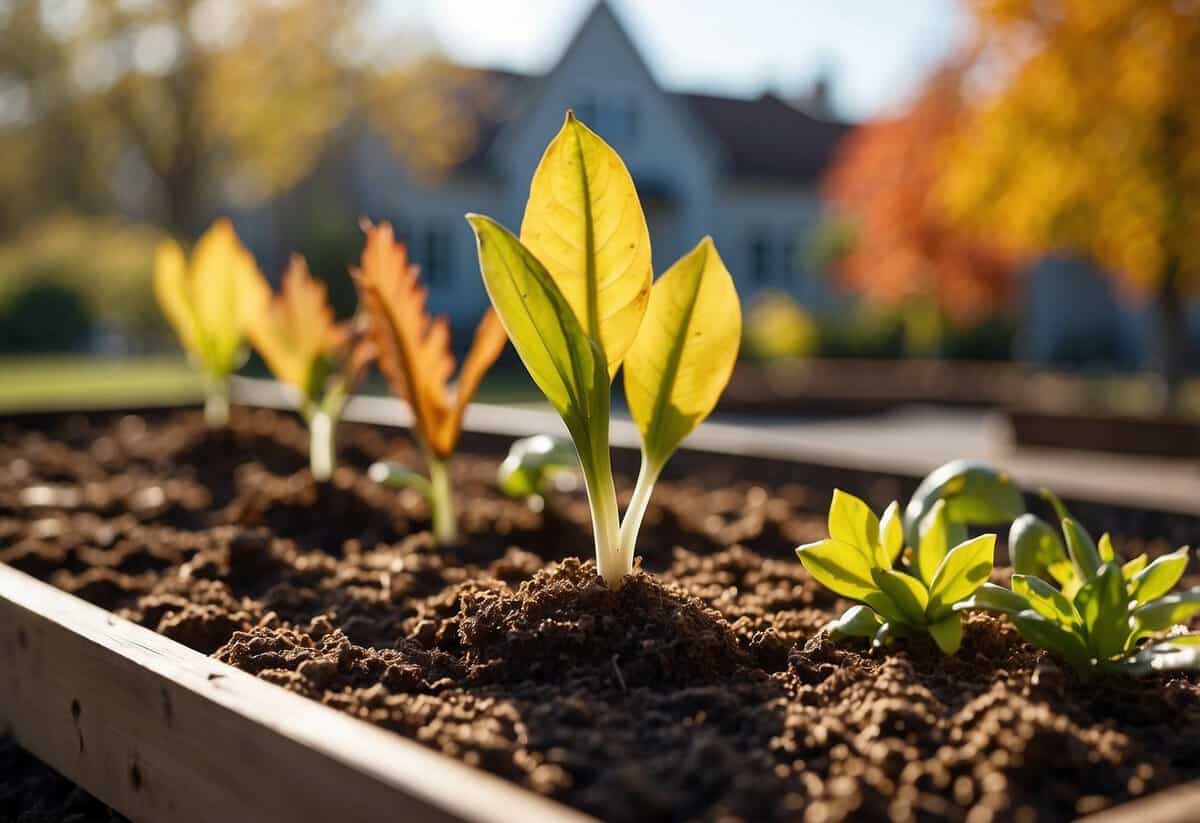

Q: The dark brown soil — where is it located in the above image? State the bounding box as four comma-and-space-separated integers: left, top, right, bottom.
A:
3, 407, 1200, 822
0, 737, 126, 823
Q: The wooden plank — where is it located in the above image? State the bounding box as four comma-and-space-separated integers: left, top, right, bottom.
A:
233, 377, 1200, 517
1077, 783, 1200, 823
0, 563, 591, 823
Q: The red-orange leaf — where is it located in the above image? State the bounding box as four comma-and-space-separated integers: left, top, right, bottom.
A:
249, 255, 373, 404
354, 221, 506, 458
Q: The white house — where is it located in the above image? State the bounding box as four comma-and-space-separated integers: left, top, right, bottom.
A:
262, 2, 847, 327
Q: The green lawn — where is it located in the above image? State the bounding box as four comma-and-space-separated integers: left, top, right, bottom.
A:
0, 355, 203, 412
0, 355, 546, 414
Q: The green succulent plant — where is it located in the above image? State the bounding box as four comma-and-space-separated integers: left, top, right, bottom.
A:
497, 434, 579, 506
961, 500, 1200, 678
797, 489, 997, 655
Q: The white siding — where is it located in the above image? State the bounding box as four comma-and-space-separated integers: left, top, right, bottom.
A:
715, 185, 834, 309
490, 4, 720, 276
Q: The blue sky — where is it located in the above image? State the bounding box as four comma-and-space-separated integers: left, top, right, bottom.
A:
403, 0, 969, 121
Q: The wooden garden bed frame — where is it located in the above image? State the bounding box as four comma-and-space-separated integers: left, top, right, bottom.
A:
1, 379, 1197, 822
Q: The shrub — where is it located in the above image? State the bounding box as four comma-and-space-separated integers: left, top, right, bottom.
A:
0, 279, 94, 353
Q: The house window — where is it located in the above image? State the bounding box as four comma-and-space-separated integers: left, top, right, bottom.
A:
421, 222, 451, 287
571, 93, 638, 146
783, 238, 801, 286
749, 232, 772, 286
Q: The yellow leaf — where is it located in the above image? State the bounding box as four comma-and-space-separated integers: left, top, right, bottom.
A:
623, 236, 740, 466
519, 111, 652, 377
247, 255, 341, 393
153, 218, 267, 377
356, 221, 505, 459
154, 240, 199, 355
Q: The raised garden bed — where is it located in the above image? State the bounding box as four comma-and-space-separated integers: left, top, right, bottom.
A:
1006, 409, 1200, 459
3, 394, 1200, 822
721, 359, 1024, 416
722, 359, 1200, 462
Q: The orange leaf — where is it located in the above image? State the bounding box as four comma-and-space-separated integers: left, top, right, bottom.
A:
248, 255, 342, 396
355, 222, 506, 459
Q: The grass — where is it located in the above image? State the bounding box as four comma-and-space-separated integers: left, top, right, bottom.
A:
0, 355, 546, 414
0, 355, 203, 412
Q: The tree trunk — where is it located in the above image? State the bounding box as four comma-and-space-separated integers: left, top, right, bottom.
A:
1151, 257, 1189, 407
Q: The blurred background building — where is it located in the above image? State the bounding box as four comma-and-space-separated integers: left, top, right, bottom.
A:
256, 3, 847, 323
1, 0, 1197, 400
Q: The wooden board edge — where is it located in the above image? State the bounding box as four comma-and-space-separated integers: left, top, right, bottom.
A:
1076, 782, 1200, 823
0, 563, 593, 823
231, 377, 1200, 517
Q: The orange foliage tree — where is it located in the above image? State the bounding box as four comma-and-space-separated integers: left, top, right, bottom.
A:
940, 0, 1200, 387
823, 61, 1024, 330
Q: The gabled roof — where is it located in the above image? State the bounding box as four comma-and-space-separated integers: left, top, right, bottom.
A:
447, 72, 847, 184
408, 2, 849, 185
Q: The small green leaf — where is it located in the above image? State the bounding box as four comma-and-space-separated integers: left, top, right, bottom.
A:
956, 582, 1030, 615
862, 590, 908, 625
1011, 574, 1080, 629
828, 489, 881, 562
1098, 533, 1116, 562
1074, 563, 1130, 659
1062, 517, 1102, 581
827, 605, 884, 640
903, 460, 1025, 546
1038, 488, 1072, 522
1012, 610, 1093, 675
1120, 634, 1200, 676
1048, 560, 1082, 598
1009, 513, 1071, 582
927, 534, 997, 619
796, 538, 880, 602
915, 500, 965, 587
1122, 553, 1149, 579
1131, 588, 1200, 637
1129, 547, 1190, 605
872, 621, 913, 649
878, 500, 904, 566
368, 461, 432, 499
928, 613, 963, 655
497, 434, 578, 499
872, 568, 929, 626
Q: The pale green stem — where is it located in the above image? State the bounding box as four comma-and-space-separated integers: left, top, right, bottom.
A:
307, 388, 347, 483
309, 409, 336, 482
574, 415, 623, 587
617, 454, 662, 576
203, 375, 231, 428
427, 454, 457, 544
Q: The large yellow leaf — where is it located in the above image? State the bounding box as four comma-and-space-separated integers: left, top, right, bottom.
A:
356, 221, 506, 459
153, 240, 200, 356
467, 214, 604, 423
247, 255, 342, 393
153, 218, 268, 376
519, 112, 652, 376
623, 237, 741, 466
